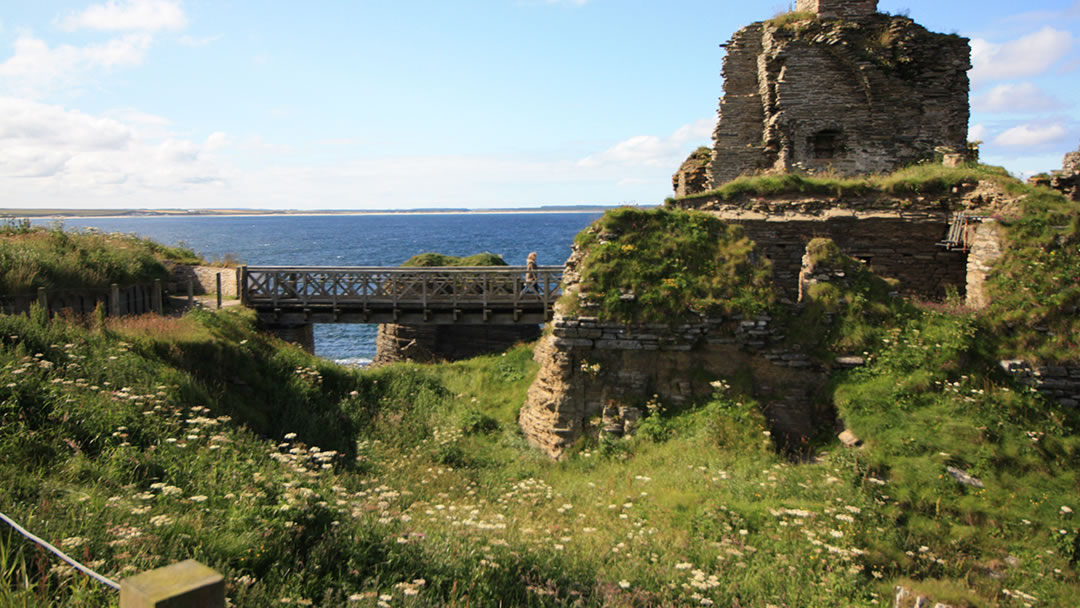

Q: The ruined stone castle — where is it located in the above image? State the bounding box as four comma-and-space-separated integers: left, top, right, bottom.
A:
674, 0, 970, 196
521, 1, 988, 458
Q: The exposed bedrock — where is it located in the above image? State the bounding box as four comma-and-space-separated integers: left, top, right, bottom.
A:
373, 323, 541, 365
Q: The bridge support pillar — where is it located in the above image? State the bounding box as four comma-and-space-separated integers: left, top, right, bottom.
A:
263, 322, 315, 353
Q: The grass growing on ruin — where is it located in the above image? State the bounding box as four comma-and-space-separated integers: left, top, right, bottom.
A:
562, 207, 775, 322
781, 238, 913, 362
0, 222, 200, 295
669, 163, 1019, 207
983, 188, 1080, 362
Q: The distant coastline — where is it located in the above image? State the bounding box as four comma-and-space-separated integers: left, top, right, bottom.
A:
2, 205, 630, 220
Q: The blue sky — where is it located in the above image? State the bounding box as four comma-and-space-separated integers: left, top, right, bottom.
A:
1, 0, 1079, 210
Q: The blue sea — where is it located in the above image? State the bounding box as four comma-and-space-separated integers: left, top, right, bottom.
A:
37, 213, 601, 364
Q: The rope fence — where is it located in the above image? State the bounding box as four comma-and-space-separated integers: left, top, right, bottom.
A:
0, 510, 120, 591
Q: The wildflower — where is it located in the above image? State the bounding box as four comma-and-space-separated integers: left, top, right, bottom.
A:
1062, 506, 1074, 514
189, 495, 208, 503
60, 537, 87, 550
150, 515, 173, 527
618, 580, 631, 589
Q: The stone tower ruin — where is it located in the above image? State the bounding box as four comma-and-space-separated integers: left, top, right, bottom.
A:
677, 0, 971, 194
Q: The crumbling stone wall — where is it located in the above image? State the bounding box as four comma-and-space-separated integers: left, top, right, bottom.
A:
1032, 143, 1080, 201
672, 147, 711, 198
965, 220, 1003, 309
518, 313, 831, 458
999, 360, 1080, 410
797, 0, 878, 21
373, 323, 540, 365
518, 240, 848, 459
699, 6, 969, 189
726, 213, 966, 302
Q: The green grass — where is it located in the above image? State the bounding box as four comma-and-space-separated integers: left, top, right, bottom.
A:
561, 207, 775, 322
0, 297, 1077, 606
0, 224, 201, 295
982, 189, 1080, 362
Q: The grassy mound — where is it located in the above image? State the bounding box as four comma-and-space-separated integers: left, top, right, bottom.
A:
0, 221, 200, 295
563, 207, 775, 322
401, 252, 507, 267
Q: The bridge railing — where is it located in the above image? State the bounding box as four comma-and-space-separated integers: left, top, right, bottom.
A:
241, 266, 563, 312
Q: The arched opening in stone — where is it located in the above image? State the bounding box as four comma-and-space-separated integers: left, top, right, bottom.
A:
809, 129, 843, 160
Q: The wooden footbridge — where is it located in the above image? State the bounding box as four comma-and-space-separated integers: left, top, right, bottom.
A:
239, 265, 564, 326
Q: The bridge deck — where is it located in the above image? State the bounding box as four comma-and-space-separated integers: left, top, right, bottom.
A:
241, 265, 563, 325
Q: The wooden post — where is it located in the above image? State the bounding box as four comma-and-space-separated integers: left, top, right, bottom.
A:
153, 280, 163, 314
110, 284, 120, 317
119, 559, 224, 608
237, 266, 248, 306
187, 278, 194, 307
37, 287, 47, 312
216, 273, 222, 310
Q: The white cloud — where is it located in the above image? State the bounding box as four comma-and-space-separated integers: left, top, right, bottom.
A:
57, 0, 187, 32
178, 34, 221, 47
0, 96, 224, 190
578, 117, 714, 169
993, 123, 1069, 147
969, 123, 988, 143
970, 27, 1073, 85
971, 82, 1061, 113
0, 33, 152, 97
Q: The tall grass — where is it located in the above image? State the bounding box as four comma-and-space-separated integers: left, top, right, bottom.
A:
0, 226, 201, 295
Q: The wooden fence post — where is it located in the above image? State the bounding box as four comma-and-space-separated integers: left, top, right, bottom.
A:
237, 266, 247, 306
216, 273, 222, 310
119, 560, 224, 608
153, 280, 163, 314
187, 278, 194, 307
110, 284, 120, 317
37, 287, 47, 312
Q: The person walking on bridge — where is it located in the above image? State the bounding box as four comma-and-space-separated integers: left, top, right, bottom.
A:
524, 252, 538, 295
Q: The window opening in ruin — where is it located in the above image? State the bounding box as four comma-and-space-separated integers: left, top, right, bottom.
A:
810, 130, 843, 160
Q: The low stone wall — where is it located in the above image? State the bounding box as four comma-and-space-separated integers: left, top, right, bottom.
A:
373, 323, 542, 365
169, 265, 238, 297
999, 360, 1080, 409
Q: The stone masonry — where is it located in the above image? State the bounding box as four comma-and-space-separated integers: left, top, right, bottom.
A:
797, 0, 878, 21
1031, 142, 1080, 201
689, 1, 970, 190
999, 360, 1080, 410
373, 323, 541, 366
518, 241, 850, 459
